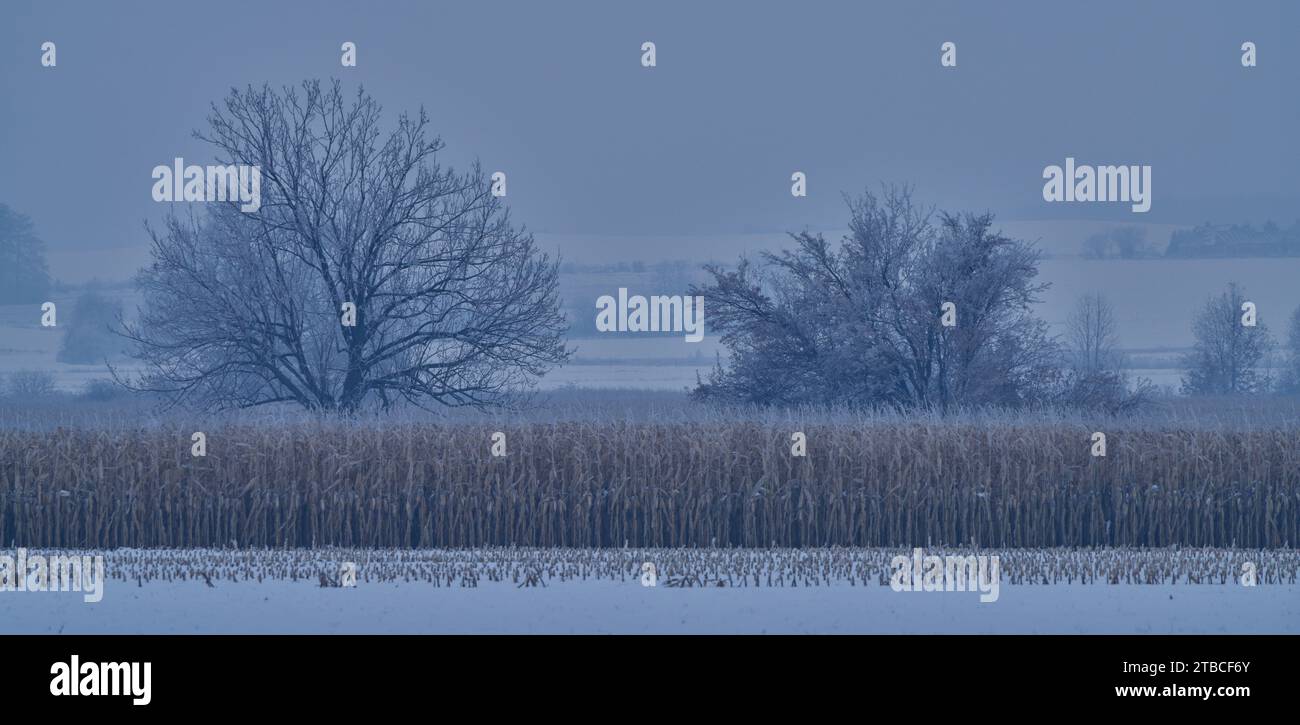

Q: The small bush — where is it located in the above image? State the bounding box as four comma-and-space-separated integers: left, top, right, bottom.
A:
6, 370, 57, 398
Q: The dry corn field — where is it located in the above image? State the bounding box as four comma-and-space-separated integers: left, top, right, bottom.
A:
42, 547, 1296, 588
2, 422, 1298, 549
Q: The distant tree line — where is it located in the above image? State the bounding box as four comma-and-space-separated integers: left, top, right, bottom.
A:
1166, 221, 1300, 258
1082, 221, 1300, 260
560, 260, 648, 274
1082, 226, 1155, 259
696, 185, 1300, 413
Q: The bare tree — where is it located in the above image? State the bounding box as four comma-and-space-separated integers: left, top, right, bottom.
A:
0, 203, 51, 304
1180, 283, 1274, 395
694, 184, 1059, 411
1066, 293, 1121, 374
120, 81, 569, 413
1279, 305, 1300, 393
1059, 293, 1153, 413
1080, 226, 1150, 259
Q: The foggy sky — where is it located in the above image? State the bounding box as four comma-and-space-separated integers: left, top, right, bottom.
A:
2, 0, 1297, 264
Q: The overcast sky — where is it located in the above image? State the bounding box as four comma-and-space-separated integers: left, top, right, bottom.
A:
2, 0, 1297, 264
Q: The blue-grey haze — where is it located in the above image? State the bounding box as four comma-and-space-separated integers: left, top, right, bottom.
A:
1, 0, 1297, 268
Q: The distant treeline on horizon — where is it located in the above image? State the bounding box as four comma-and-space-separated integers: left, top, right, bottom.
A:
1085, 220, 1300, 260
1165, 221, 1300, 258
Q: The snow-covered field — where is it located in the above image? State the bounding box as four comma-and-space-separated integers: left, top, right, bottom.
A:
1, 547, 1294, 634
4, 579, 1295, 635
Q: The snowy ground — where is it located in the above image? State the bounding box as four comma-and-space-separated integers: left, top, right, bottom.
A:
1, 547, 1295, 634
3, 580, 1295, 635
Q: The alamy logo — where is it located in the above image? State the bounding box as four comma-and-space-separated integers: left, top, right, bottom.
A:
889, 547, 1000, 603
596, 288, 704, 342
1042, 157, 1151, 213
0, 548, 104, 603
50, 656, 151, 706
152, 157, 261, 212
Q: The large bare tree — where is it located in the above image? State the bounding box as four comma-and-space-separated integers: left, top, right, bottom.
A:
694, 184, 1060, 411
120, 80, 569, 412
